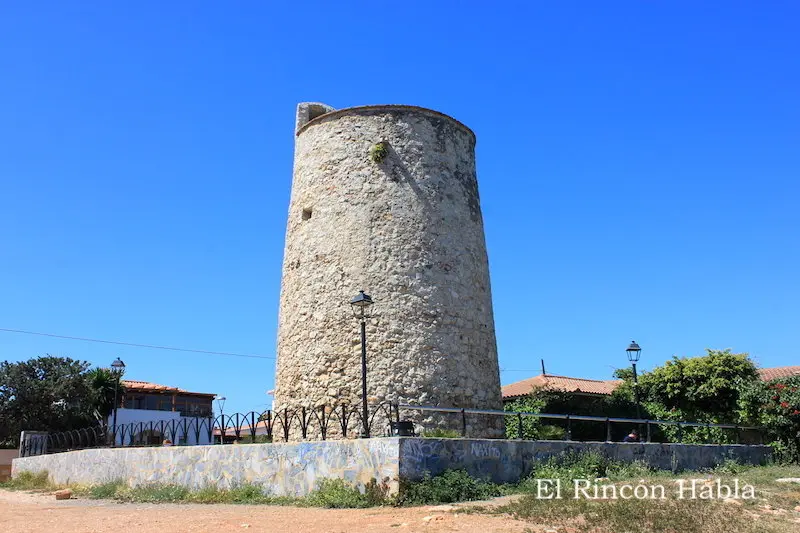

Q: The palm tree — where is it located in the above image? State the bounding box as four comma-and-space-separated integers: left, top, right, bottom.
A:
86, 367, 122, 424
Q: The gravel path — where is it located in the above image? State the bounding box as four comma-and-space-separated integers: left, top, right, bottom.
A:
0, 489, 533, 533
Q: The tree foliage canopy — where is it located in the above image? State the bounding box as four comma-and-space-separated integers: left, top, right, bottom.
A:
0, 355, 116, 447
738, 375, 800, 462
611, 349, 760, 443
636, 349, 758, 420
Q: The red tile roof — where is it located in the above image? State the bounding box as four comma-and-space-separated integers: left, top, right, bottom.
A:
502, 374, 621, 399
758, 366, 800, 381
121, 380, 215, 397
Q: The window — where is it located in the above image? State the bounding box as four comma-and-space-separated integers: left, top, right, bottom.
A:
176, 395, 212, 417
123, 393, 144, 410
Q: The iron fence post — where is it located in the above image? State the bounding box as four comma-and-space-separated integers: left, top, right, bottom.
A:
461, 409, 467, 437
517, 413, 523, 439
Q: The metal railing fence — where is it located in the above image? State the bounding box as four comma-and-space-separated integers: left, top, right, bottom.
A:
18, 401, 765, 457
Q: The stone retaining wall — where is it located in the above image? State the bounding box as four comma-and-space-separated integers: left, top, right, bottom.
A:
12, 439, 400, 497
397, 439, 773, 483
12, 438, 772, 496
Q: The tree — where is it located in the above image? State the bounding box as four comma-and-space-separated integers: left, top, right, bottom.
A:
613, 349, 760, 443
738, 376, 800, 462
86, 367, 123, 423
0, 356, 98, 447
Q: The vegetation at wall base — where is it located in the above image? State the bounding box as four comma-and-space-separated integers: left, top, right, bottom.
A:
397, 469, 509, 505
0, 470, 53, 491
0, 471, 387, 507
306, 478, 390, 508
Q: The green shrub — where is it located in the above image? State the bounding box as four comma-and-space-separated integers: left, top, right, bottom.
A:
186, 483, 281, 504
87, 480, 125, 499
228, 484, 270, 503
398, 469, 506, 505
605, 459, 656, 480
306, 478, 388, 508
708, 458, 749, 475
529, 451, 609, 481
0, 470, 51, 490
518, 451, 658, 491
369, 142, 388, 163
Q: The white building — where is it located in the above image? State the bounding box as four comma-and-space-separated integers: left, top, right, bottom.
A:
108, 380, 216, 446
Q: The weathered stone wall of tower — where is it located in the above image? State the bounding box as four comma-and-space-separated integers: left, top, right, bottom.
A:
274, 104, 503, 437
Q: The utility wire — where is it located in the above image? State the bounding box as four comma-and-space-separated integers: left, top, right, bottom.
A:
0, 327, 274, 360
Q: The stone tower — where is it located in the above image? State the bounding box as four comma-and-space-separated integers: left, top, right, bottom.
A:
274, 103, 502, 437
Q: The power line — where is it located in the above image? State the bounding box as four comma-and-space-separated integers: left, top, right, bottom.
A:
0, 327, 275, 360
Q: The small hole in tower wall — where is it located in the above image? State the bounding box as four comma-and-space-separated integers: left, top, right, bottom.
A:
302, 208, 313, 221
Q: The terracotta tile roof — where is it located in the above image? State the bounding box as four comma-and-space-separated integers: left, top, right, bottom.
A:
759, 366, 800, 381
502, 374, 621, 399
121, 380, 215, 397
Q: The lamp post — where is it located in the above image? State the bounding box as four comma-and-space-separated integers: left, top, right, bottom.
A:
215, 396, 227, 444
350, 290, 374, 438
626, 341, 642, 421
110, 357, 125, 446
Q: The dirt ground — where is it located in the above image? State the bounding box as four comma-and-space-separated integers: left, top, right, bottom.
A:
0, 490, 534, 533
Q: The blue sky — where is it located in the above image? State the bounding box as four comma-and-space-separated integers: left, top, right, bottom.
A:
1, 2, 798, 416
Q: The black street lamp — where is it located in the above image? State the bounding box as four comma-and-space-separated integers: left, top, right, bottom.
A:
110, 357, 126, 446
215, 396, 227, 444
350, 290, 375, 438
626, 341, 642, 420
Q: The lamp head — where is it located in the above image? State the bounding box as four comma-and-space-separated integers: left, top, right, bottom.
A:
350, 290, 374, 318
626, 341, 642, 362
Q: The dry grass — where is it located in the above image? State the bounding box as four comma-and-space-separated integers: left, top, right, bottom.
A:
499, 465, 800, 533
